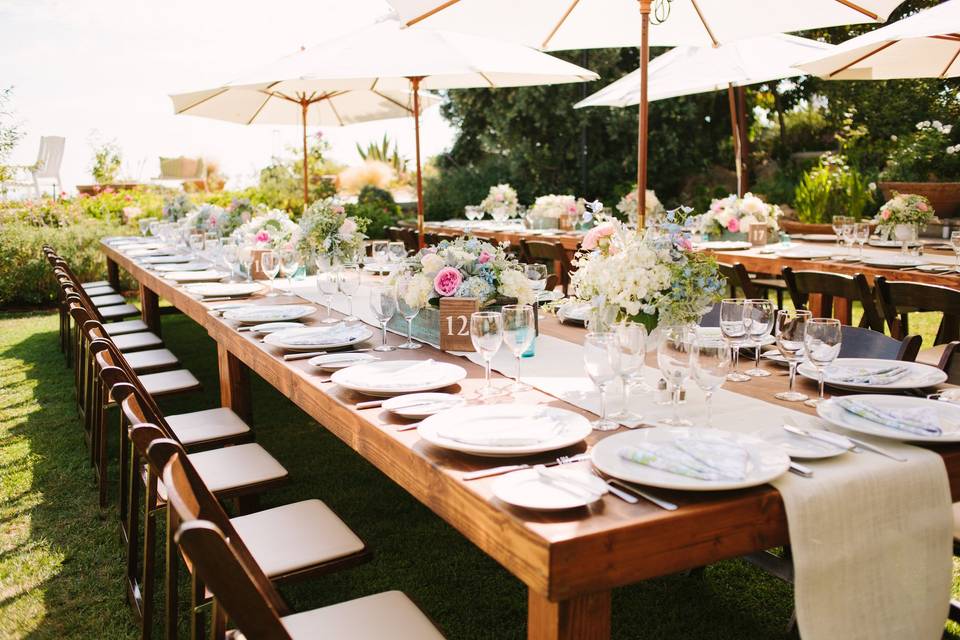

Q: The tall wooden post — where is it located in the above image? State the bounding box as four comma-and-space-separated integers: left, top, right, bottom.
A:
301, 98, 310, 210
636, 0, 651, 227
727, 84, 743, 197
736, 85, 751, 195
410, 76, 425, 248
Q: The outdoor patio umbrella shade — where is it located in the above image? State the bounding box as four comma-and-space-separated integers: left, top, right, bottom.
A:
574, 34, 835, 195
170, 82, 437, 207
228, 16, 597, 242
386, 0, 906, 222
796, 0, 960, 79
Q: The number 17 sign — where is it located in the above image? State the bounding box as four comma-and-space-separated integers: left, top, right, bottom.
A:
438, 297, 479, 352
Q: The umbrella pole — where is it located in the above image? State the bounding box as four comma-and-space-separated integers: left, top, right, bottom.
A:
301, 99, 309, 210
637, 0, 651, 226
411, 76, 425, 248
727, 84, 743, 197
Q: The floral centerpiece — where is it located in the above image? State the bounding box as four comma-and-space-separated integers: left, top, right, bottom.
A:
570, 210, 724, 331
698, 192, 781, 241
397, 236, 534, 309
479, 183, 519, 217
298, 197, 368, 262
529, 194, 585, 231
615, 187, 664, 226
237, 207, 300, 250
162, 194, 193, 222
873, 192, 935, 244
184, 203, 242, 236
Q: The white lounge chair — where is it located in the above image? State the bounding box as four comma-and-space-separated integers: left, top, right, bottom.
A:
1, 136, 65, 199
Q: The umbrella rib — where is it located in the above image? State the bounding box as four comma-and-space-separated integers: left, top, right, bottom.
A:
541, 0, 581, 49
828, 39, 898, 77
326, 97, 345, 127
176, 87, 229, 114
690, 0, 719, 47
405, 0, 461, 26
941, 42, 960, 78
375, 88, 416, 115
932, 34, 960, 42
478, 71, 496, 88
245, 92, 273, 125
833, 0, 879, 21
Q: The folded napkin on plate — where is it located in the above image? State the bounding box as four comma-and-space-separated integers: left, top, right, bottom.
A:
835, 397, 941, 436
619, 437, 750, 481
438, 417, 561, 447
283, 326, 358, 346
827, 365, 909, 385
356, 359, 444, 389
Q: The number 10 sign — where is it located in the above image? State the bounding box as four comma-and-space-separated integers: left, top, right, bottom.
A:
438, 297, 479, 352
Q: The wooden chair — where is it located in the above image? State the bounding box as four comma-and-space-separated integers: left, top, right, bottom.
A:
387, 226, 404, 243
55, 261, 143, 324
874, 277, 960, 366
717, 262, 787, 309
781, 267, 884, 332
935, 341, 960, 385
423, 232, 442, 246
520, 239, 573, 295
135, 430, 368, 639
837, 325, 921, 362
166, 454, 446, 639
397, 227, 419, 254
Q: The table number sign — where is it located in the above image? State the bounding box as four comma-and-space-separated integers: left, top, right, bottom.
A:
439, 297, 479, 352
747, 223, 768, 247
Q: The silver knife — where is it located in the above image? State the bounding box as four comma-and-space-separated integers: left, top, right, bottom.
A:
604, 478, 679, 511
783, 424, 856, 451
837, 434, 908, 462
462, 453, 590, 480
789, 461, 814, 478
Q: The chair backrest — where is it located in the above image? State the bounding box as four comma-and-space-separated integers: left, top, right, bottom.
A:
106, 367, 173, 434
838, 325, 921, 361
398, 227, 419, 254
935, 341, 960, 385
387, 227, 403, 243
55, 263, 108, 323
717, 263, 760, 299
699, 303, 720, 328
423, 232, 441, 246
158, 156, 205, 181
520, 240, 573, 295
781, 267, 884, 332
33, 136, 65, 179
874, 277, 960, 344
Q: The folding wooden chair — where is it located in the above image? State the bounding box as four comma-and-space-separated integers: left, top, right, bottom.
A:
781, 267, 884, 332
717, 262, 788, 309
874, 277, 960, 366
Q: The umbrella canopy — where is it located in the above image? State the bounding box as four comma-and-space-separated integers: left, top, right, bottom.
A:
797, 0, 960, 80
231, 15, 597, 242
387, 0, 905, 222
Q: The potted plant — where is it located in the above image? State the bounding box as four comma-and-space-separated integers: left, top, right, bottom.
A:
879, 120, 960, 217
873, 192, 936, 254
698, 192, 782, 243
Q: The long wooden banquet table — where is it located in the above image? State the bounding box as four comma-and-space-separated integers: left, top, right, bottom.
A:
102, 240, 960, 640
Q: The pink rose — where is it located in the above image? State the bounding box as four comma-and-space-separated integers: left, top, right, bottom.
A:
256, 230, 270, 244
478, 251, 491, 264
678, 237, 693, 251
727, 218, 740, 233
881, 210, 891, 220
495, 193, 504, 202
338, 218, 357, 237
433, 267, 463, 297
917, 202, 928, 211
582, 222, 615, 250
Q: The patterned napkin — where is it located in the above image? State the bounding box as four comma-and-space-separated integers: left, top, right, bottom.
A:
439, 415, 561, 447
282, 325, 359, 346
619, 436, 750, 481
835, 397, 941, 436
355, 359, 445, 389
827, 365, 909, 385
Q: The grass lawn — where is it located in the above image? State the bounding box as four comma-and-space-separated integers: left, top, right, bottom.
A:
1, 309, 958, 639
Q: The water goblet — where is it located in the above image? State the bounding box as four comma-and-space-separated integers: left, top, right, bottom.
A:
524, 263, 548, 294
656, 325, 692, 426
220, 238, 240, 282
743, 298, 774, 377
831, 215, 850, 256
395, 275, 424, 349
690, 335, 732, 428
338, 264, 361, 322
371, 240, 388, 266
854, 222, 870, 261
315, 254, 341, 324
188, 232, 205, 255
951, 231, 960, 272
502, 304, 535, 392
471, 311, 503, 396
388, 241, 407, 264
803, 318, 842, 408
583, 332, 621, 431
259, 250, 280, 297
610, 321, 647, 421
279, 248, 300, 294
774, 309, 812, 402
720, 298, 750, 382
369, 284, 398, 352
238, 244, 254, 282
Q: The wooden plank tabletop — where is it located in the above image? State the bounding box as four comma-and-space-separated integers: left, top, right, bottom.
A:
423, 222, 584, 253
102, 240, 960, 639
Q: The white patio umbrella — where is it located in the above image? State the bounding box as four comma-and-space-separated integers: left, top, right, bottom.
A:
574, 34, 835, 194
797, 0, 960, 79
386, 0, 906, 221
171, 75, 438, 207
228, 15, 597, 242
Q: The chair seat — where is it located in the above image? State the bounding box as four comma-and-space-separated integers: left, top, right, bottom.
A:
917, 343, 948, 367
139, 369, 201, 396
752, 277, 788, 290
231, 499, 364, 577
281, 591, 445, 640
123, 348, 179, 373
179, 443, 287, 495
82, 280, 111, 289
90, 293, 127, 307
84, 286, 115, 297
103, 319, 149, 336
99, 303, 140, 319
167, 407, 251, 446
112, 331, 164, 352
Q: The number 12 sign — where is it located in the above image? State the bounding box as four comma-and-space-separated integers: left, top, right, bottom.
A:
438, 297, 479, 352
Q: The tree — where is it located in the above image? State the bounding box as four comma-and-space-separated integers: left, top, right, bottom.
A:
0, 87, 23, 185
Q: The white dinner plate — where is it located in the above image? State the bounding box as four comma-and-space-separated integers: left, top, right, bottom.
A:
248, 321, 305, 334
308, 352, 379, 371
792, 234, 836, 242
264, 324, 373, 352
776, 247, 834, 259
556, 301, 590, 325
492, 468, 607, 511
184, 282, 263, 298
127, 248, 173, 257
153, 261, 211, 272
165, 270, 230, 283
223, 304, 317, 324
797, 357, 946, 392
140, 254, 194, 264
418, 404, 592, 457
817, 395, 960, 443
915, 264, 955, 273
591, 427, 790, 491
868, 238, 915, 248
697, 241, 752, 251
758, 427, 848, 460
332, 359, 466, 397
382, 392, 466, 418
862, 255, 924, 268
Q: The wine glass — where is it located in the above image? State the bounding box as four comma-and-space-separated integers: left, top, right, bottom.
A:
774, 309, 812, 402
371, 240, 388, 266
338, 264, 361, 322
951, 231, 960, 272
138, 217, 154, 237
470, 311, 503, 396
690, 335, 731, 428
840, 221, 856, 259
803, 318, 842, 407
369, 283, 397, 352
583, 332, 621, 431
831, 215, 849, 256
238, 243, 255, 282
743, 298, 774, 377
188, 232, 205, 255
854, 222, 870, 261
501, 304, 535, 392
524, 263, 548, 294
259, 250, 280, 297
315, 255, 341, 324
720, 298, 750, 382
395, 275, 424, 350
611, 321, 647, 421
388, 241, 407, 264
221, 238, 240, 282
149, 220, 162, 237
279, 248, 300, 294
656, 325, 692, 426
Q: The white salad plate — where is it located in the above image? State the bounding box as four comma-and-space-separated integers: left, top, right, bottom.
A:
308, 352, 379, 371
537, 290, 564, 303
591, 427, 790, 491
332, 359, 466, 397
797, 357, 946, 392
792, 233, 836, 242
247, 321, 305, 334
184, 282, 263, 298
492, 468, 607, 511
165, 270, 230, 283
758, 427, 848, 460
223, 304, 317, 324
862, 255, 924, 268
264, 324, 372, 352
697, 240, 752, 251
817, 395, 960, 443
418, 404, 592, 457
153, 261, 211, 272
915, 264, 955, 273
381, 392, 466, 418
140, 254, 194, 264
363, 263, 399, 274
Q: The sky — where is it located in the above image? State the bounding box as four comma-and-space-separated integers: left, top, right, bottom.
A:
0, 0, 457, 193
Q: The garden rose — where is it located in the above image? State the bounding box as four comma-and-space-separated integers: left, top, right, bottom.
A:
881, 210, 891, 220
433, 267, 463, 297
726, 218, 740, 233
582, 222, 615, 250
338, 218, 357, 238
478, 250, 492, 264
256, 230, 271, 244
918, 202, 928, 211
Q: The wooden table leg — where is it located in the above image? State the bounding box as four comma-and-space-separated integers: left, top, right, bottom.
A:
107, 257, 121, 290
140, 283, 161, 336
833, 297, 852, 326
217, 344, 252, 424
527, 589, 611, 640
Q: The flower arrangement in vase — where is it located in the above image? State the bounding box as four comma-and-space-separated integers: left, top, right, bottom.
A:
615, 187, 664, 226
298, 197, 368, 263
530, 194, 586, 231
479, 183, 519, 220
873, 192, 936, 249
237, 207, 300, 250
699, 192, 781, 241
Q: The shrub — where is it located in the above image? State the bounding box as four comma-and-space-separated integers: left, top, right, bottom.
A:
794, 153, 876, 223
881, 120, 960, 182
346, 200, 401, 240
357, 185, 395, 205
422, 155, 514, 221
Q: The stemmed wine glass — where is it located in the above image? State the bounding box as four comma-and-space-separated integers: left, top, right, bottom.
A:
584, 332, 621, 431
369, 283, 397, 352
743, 299, 774, 377
149, 220, 162, 238
188, 232, 205, 256
524, 263, 548, 295
388, 242, 407, 264
221, 238, 240, 282
840, 221, 857, 260
690, 335, 731, 428
854, 222, 870, 261
774, 309, 812, 402
720, 298, 750, 382
395, 275, 424, 349
951, 231, 960, 272
259, 250, 281, 297
803, 318, 842, 407
470, 311, 503, 397
315, 253, 341, 323
138, 217, 155, 237
831, 215, 850, 257
279, 248, 300, 294
371, 240, 388, 267
338, 264, 361, 322
656, 325, 692, 426
238, 243, 254, 282
501, 304, 535, 391
611, 321, 647, 421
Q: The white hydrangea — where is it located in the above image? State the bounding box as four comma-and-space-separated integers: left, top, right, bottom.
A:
499, 268, 535, 305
